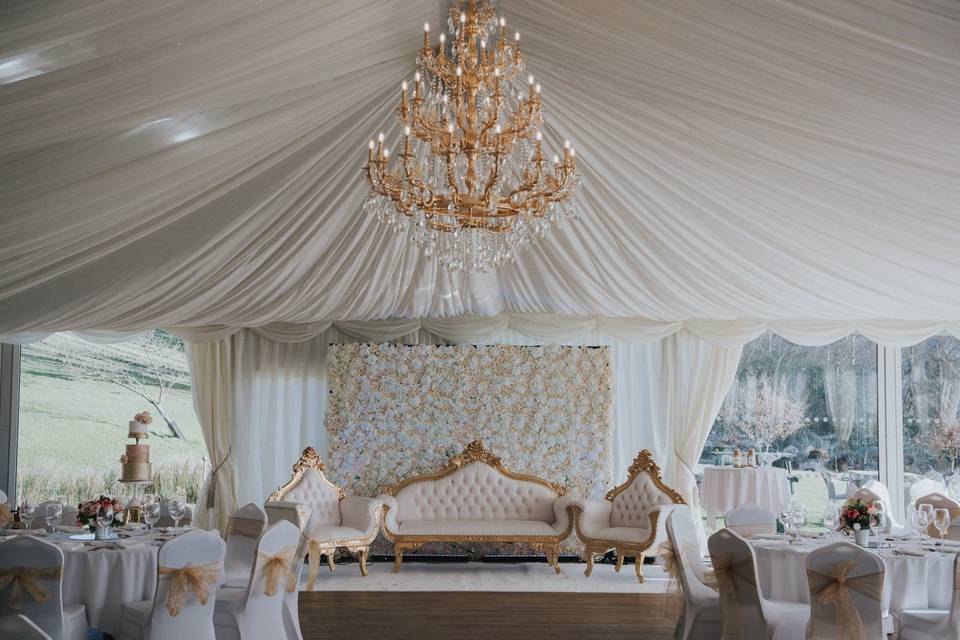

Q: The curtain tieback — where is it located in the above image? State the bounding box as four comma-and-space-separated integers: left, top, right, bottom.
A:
158, 561, 221, 617
0, 504, 13, 527
205, 445, 233, 510
710, 553, 757, 640
806, 561, 883, 640
258, 546, 297, 596
227, 518, 264, 539
0, 565, 62, 608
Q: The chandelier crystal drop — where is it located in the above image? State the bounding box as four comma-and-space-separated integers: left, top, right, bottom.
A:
362, 0, 581, 273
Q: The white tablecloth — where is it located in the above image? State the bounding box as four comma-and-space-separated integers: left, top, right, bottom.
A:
751, 538, 957, 614
1, 528, 179, 635
701, 466, 791, 522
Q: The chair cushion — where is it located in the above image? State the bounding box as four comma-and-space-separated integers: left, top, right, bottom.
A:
590, 526, 652, 544
309, 524, 366, 543
397, 519, 557, 537
119, 599, 153, 640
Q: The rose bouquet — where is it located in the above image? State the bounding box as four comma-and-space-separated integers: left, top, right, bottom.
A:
134, 411, 153, 425
77, 496, 125, 531
838, 498, 877, 533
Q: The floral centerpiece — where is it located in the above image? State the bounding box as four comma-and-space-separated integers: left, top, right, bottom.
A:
77, 496, 125, 533
838, 498, 878, 545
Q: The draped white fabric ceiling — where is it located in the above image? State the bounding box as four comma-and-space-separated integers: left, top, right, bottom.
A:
2, 0, 960, 337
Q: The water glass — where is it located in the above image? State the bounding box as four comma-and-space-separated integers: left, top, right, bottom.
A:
918, 503, 935, 541
143, 502, 161, 530
934, 508, 951, 545
909, 508, 925, 539
169, 497, 186, 530
19, 500, 36, 530
45, 503, 63, 533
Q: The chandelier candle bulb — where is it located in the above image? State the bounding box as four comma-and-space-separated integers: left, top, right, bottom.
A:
362, 0, 580, 272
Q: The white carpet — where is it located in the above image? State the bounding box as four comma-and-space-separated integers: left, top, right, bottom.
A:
300, 561, 670, 593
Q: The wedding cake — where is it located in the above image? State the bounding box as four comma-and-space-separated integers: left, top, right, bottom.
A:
120, 411, 152, 482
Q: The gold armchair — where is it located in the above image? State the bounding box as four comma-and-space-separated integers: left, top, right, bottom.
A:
267, 447, 382, 586
572, 449, 685, 582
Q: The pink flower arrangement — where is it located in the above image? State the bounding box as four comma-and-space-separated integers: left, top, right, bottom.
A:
76, 495, 125, 530
838, 498, 874, 532
134, 411, 153, 425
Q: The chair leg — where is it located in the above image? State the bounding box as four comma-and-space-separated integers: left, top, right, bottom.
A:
634, 553, 645, 583
358, 547, 369, 577
584, 552, 595, 577
326, 552, 336, 572
615, 552, 625, 573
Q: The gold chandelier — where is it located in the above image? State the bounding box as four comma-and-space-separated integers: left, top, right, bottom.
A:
363, 0, 581, 272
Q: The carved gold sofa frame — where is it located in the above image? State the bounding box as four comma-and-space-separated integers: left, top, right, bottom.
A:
572, 449, 685, 583
377, 441, 575, 573
267, 447, 382, 582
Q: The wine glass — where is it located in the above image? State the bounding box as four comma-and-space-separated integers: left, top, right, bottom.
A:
822, 505, 838, 538
45, 503, 62, 533
19, 500, 36, 530
168, 497, 186, 530
909, 508, 926, 540
933, 508, 951, 545
918, 503, 935, 542
143, 501, 161, 530
868, 511, 884, 550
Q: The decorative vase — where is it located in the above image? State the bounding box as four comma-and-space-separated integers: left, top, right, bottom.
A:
854, 528, 869, 547
94, 525, 111, 540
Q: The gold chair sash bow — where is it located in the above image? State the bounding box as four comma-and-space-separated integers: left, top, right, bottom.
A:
158, 562, 220, 617
0, 565, 61, 608
227, 518, 265, 538
258, 546, 297, 596
658, 542, 683, 619
710, 552, 757, 640
806, 560, 883, 640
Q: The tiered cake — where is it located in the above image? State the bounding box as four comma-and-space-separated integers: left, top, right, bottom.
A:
120, 411, 153, 482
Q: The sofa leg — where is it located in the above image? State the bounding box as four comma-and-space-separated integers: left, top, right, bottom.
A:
326, 553, 336, 572
634, 554, 645, 584
393, 547, 404, 573
549, 546, 562, 574
615, 553, 625, 573
358, 548, 369, 577
584, 552, 595, 577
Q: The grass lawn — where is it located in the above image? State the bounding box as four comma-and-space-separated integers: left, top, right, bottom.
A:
16, 372, 207, 504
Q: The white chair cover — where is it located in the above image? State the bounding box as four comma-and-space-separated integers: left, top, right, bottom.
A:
724, 504, 776, 538
707, 528, 808, 640
852, 480, 901, 533
908, 479, 947, 505
214, 520, 300, 640
0, 535, 87, 640
119, 529, 225, 640
899, 552, 960, 640
224, 503, 268, 588
805, 542, 884, 640
0, 613, 52, 639
263, 502, 311, 640
667, 507, 721, 640
913, 492, 960, 538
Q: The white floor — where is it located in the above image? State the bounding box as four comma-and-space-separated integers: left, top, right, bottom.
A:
300, 561, 671, 593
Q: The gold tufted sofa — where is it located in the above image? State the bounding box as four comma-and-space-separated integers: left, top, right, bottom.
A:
377, 441, 575, 573
571, 449, 685, 582
267, 447, 382, 580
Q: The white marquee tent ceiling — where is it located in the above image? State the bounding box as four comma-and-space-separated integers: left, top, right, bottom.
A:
1, 0, 959, 336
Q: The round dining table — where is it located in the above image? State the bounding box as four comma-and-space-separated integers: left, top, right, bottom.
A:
701, 465, 791, 524
1, 527, 184, 636
750, 535, 957, 614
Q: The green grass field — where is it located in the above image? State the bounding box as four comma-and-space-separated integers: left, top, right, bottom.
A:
16, 371, 207, 505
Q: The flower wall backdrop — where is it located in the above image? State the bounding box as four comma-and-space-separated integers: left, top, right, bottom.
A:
326, 343, 614, 555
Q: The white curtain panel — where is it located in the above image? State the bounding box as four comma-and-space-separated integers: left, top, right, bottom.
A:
2, 0, 960, 337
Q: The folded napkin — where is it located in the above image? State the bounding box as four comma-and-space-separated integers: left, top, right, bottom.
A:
750, 533, 784, 541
